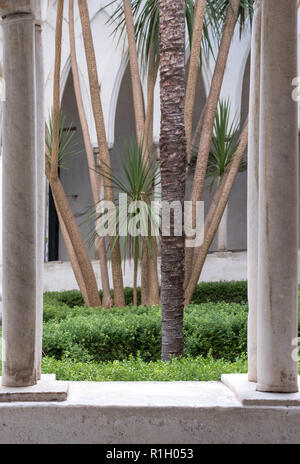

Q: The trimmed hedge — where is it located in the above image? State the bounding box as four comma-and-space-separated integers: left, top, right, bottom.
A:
43, 280, 248, 315
40, 354, 248, 381
42, 302, 248, 363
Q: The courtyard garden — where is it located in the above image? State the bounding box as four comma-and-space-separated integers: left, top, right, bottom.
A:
2, 280, 298, 382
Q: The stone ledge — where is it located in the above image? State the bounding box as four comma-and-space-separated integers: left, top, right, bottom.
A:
222, 373, 300, 406
0, 381, 300, 443
0, 374, 68, 402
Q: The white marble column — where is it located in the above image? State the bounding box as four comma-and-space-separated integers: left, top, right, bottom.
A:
247, 0, 261, 383
1, 12, 38, 387
257, 0, 299, 393
35, 23, 45, 381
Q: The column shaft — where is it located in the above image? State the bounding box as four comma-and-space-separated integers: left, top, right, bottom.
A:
257, 0, 298, 393
35, 23, 45, 380
247, 0, 261, 383
2, 13, 38, 387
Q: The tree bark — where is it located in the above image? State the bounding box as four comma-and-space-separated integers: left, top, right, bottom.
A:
185, 0, 241, 283
46, 164, 101, 308
159, 0, 186, 360
48, 0, 101, 308
185, 0, 207, 159
54, 197, 90, 305
185, 119, 248, 305
50, 0, 63, 183
123, 0, 145, 146
78, 0, 125, 307
217, 177, 228, 251
69, 0, 112, 307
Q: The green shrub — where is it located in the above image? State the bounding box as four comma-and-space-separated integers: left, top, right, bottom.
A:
42, 302, 248, 363
43, 281, 248, 318
190, 281, 248, 304
41, 354, 248, 381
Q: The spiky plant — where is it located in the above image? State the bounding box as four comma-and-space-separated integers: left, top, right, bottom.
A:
206, 98, 245, 188
45, 111, 78, 170
94, 140, 160, 305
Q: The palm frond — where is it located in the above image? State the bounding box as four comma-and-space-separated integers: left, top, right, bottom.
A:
102, 0, 215, 72
205, 98, 243, 189
92, 139, 161, 264
46, 110, 78, 170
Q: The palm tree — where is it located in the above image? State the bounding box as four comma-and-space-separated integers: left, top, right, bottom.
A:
159, 0, 186, 360
69, 0, 112, 307
184, 118, 248, 305
184, 0, 253, 283
47, 0, 101, 308
205, 99, 244, 251
95, 140, 160, 306
185, 0, 207, 158
78, 0, 125, 307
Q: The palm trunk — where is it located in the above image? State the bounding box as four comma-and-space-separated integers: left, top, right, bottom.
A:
50, 0, 64, 183
188, 101, 206, 169
133, 250, 138, 307
185, 0, 241, 283
159, 0, 186, 361
217, 176, 228, 251
69, 0, 112, 307
141, 238, 149, 305
49, 0, 101, 308
78, 0, 125, 307
123, 1, 161, 305
55, 200, 90, 305
123, 0, 145, 145
217, 203, 228, 251
185, 119, 248, 305
185, 0, 207, 159
144, 43, 159, 160
46, 165, 101, 307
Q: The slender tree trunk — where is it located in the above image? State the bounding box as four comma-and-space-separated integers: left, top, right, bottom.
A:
217, 203, 228, 251
123, 0, 145, 145
123, 2, 160, 305
55, 200, 90, 305
188, 101, 206, 169
144, 46, 160, 305
185, 0, 207, 159
144, 43, 159, 160
159, 0, 186, 361
69, 0, 112, 307
46, 164, 101, 307
141, 237, 149, 305
78, 0, 125, 307
49, 0, 101, 308
185, 119, 248, 305
133, 253, 138, 307
217, 176, 228, 251
50, 0, 64, 183
185, 0, 241, 283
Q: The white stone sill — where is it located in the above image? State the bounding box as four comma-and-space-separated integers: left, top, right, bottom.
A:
0, 381, 299, 409
1, 381, 300, 443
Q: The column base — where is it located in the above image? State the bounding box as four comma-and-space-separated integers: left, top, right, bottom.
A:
248, 373, 257, 383
0, 374, 68, 402
222, 374, 300, 406
256, 383, 299, 394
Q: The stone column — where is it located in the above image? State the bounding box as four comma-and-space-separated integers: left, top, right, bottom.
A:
247, 0, 261, 383
35, 23, 45, 381
257, 0, 298, 393
1, 12, 38, 387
